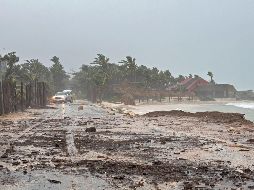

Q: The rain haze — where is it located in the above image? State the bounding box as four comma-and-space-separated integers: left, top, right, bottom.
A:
3, 1, 254, 189
1, 0, 254, 90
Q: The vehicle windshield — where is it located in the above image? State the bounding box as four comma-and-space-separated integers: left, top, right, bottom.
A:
55, 92, 65, 96
63, 90, 72, 93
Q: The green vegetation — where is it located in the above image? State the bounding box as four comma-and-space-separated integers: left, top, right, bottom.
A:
0, 51, 214, 102
72, 54, 179, 102
0, 53, 69, 95
50, 56, 69, 93
1, 52, 19, 81
21, 59, 51, 82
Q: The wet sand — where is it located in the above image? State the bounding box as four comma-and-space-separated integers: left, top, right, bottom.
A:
0, 102, 254, 189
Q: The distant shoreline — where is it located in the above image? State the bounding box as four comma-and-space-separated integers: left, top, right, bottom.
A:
101, 99, 254, 121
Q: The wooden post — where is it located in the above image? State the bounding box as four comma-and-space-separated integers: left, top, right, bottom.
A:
13, 82, 17, 112
25, 84, 28, 107
2, 81, 6, 114
37, 82, 40, 107
0, 81, 3, 115
41, 82, 43, 106
25, 84, 28, 108
40, 82, 43, 106
0, 80, 48, 113
30, 83, 32, 107
4, 81, 9, 114
42, 82, 46, 107
34, 80, 37, 106
27, 83, 30, 107
6, 81, 10, 114
21, 82, 24, 111
26, 83, 32, 108
39, 82, 41, 107
37, 81, 40, 107
39, 82, 42, 107
44, 82, 47, 107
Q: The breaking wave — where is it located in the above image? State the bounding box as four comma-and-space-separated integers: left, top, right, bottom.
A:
226, 102, 254, 110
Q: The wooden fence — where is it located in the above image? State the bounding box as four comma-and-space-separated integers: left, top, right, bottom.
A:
0, 80, 48, 115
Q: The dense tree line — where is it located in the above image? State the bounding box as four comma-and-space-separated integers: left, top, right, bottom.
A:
0, 52, 69, 95
70, 54, 201, 102
0, 52, 214, 102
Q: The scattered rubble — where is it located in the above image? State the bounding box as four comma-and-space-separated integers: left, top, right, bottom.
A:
78, 105, 84, 111
48, 179, 61, 184
85, 127, 97, 132
143, 110, 253, 124
0, 105, 254, 189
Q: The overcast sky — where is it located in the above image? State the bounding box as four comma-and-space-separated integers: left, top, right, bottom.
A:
0, 0, 254, 90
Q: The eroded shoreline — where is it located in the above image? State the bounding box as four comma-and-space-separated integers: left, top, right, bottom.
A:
0, 103, 254, 189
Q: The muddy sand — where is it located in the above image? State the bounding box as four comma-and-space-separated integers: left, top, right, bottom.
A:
1, 103, 254, 189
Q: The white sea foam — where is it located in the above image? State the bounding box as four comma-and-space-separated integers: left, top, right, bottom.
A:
226, 102, 254, 110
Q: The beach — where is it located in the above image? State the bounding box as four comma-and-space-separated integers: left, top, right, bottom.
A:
103, 100, 254, 121
0, 101, 254, 189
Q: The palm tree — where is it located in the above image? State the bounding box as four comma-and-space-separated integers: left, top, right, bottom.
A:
119, 56, 137, 82
50, 56, 69, 93
1, 52, 19, 80
91, 54, 109, 67
207, 71, 214, 83
176, 75, 185, 83
91, 54, 111, 82
20, 59, 51, 83
90, 54, 112, 102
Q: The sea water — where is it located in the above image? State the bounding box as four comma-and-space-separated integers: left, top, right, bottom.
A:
224, 102, 254, 121
191, 102, 254, 121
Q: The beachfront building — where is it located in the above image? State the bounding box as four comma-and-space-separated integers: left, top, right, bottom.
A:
167, 77, 237, 100
177, 77, 209, 93
196, 84, 237, 99
236, 90, 254, 100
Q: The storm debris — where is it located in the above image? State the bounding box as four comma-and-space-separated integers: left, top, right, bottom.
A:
48, 179, 61, 184
85, 127, 97, 132
1, 105, 254, 189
